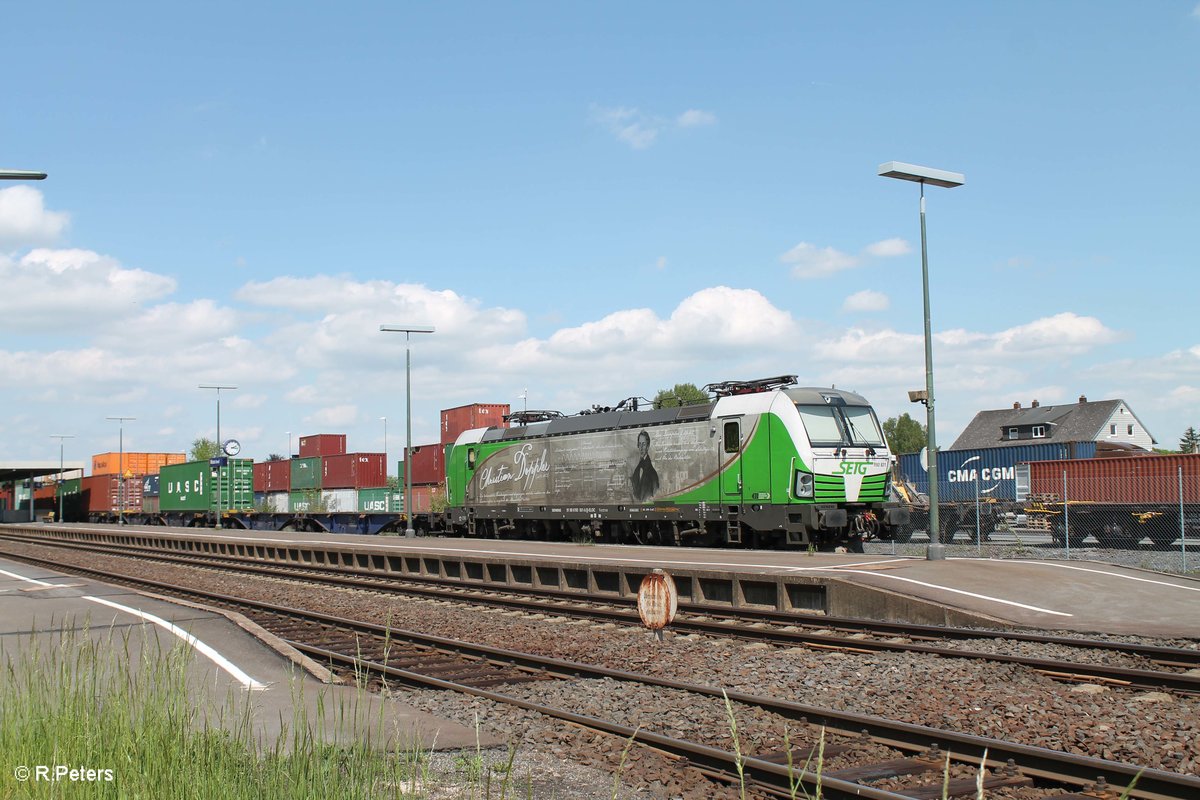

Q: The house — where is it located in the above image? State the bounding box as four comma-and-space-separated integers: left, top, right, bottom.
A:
949, 395, 1157, 453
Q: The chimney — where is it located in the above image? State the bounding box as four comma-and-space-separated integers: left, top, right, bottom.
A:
1032, 399, 1040, 408
1013, 401, 1021, 409
1079, 395, 1087, 404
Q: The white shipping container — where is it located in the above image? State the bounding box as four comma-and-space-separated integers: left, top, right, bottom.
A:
267, 492, 289, 513
321, 489, 357, 513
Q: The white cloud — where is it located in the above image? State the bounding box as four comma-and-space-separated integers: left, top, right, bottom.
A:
843, 290, 890, 312
780, 242, 859, 278
991, 312, 1120, 357
0, 248, 176, 331
590, 105, 660, 149
1193, 3, 1200, 18
677, 109, 716, 127
0, 186, 69, 247
306, 404, 358, 427
864, 238, 911, 258
655, 256, 667, 270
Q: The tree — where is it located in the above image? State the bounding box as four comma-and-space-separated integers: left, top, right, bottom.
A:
265, 453, 286, 462
190, 437, 220, 461
653, 383, 709, 409
1180, 426, 1200, 454
882, 413, 927, 455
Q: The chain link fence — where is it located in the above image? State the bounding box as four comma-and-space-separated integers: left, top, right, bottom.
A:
879, 464, 1199, 574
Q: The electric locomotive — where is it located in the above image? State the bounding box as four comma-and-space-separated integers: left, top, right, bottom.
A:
444, 376, 907, 550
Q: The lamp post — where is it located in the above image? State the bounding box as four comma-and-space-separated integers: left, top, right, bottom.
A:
287, 431, 292, 458
199, 384, 237, 529
106, 416, 135, 525
381, 416, 388, 465
0, 169, 47, 180
380, 324, 435, 537
50, 434, 74, 523
879, 161, 965, 560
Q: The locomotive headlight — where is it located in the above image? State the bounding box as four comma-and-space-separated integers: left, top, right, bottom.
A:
794, 471, 814, 499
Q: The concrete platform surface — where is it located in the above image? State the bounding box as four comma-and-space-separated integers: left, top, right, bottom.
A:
0, 557, 497, 752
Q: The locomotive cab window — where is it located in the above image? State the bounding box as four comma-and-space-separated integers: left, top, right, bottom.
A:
723, 421, 740, 453
795, 404, 886, 448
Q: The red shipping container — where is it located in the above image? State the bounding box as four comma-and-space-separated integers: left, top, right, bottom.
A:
80, 474, 145, 513
322, 453, 387, 489
299, 434, 347, 459
440, 403, 510, 446
253, 460, 292, 492
1027, 453, 1200, 505
405, 442, 445, 485
406, 484, 445, 514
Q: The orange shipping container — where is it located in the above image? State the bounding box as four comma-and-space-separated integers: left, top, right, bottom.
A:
92, 452, 186, 477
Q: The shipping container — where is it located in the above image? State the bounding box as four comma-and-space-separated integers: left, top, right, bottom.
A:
1022, 453, 1200, 505
321, 488, 358, 512
290, 457, 322, 490
357, 488, 402, 513
159, 459, 253, 513
299, 434, 347, 459
404, 443, 445, 486
405, 484, 444, 514
441, 403, 510, 446
91, 452, 186, 476
141, 475, 160, 497
80, 474, 145, 513
253, 460, 292, 492
265, 492, 289, 513
142, 496, 160, 513
289, 489, 324, 513
898, 441, 1097, 501
322, 453, 387, 489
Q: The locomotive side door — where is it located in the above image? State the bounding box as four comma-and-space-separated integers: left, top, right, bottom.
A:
720, 418, 743, 504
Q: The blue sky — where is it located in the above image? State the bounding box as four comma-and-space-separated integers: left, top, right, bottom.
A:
2, 2, 1198, 467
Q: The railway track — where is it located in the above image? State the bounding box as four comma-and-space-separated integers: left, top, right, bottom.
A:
2, 546, 1199, 799
2, 530, 1198, 697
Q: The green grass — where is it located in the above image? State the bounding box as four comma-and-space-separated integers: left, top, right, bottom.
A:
0, 619, 433, 799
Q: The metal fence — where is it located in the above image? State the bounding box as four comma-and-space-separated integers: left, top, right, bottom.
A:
881, 465, 1199, 574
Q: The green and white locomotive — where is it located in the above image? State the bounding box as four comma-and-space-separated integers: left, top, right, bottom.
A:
445, 376, 907, 550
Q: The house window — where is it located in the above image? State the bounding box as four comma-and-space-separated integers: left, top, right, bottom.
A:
1032, 425, 1046, 438
1110, 425, 1116, 435
1008, 427, 1018, 440
1127, 424, 1133, 435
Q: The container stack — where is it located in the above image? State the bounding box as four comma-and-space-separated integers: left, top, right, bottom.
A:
159, 459, 254, 514
397, 402, 511, 515
266, 433, 393, 513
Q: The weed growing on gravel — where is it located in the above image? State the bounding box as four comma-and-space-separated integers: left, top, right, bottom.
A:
611, 726, 641, 800
782, 724, 825, 799
722, 690, 747, 799
0, 618, 432, 799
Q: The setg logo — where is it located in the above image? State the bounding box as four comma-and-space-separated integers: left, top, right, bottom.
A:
834, 461, 871, 475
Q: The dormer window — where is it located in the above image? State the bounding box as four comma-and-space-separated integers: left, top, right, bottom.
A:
1008, 427, 1018, 440
1032, 425, 1046, 438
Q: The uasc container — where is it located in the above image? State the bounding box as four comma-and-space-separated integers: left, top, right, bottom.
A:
299, 434, 347, 459
290, 457, 322, 490
358, 488, 401, 513
159, 459, 253, 513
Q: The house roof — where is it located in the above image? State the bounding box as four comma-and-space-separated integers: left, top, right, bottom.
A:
948, 399, 1154, 450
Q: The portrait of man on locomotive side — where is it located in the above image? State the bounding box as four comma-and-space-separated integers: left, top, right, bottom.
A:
630, 430, 660, 502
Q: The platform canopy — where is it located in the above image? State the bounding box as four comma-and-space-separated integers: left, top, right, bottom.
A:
0, 461, 87, 484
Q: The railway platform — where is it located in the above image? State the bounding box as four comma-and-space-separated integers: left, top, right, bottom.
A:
0, 554, 497, 752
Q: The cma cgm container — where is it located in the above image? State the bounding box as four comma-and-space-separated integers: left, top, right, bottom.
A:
159, 459, 253, 512
253, 460, 291, 492
80, 474, 145, 513
322, 453, 387, 489
898, 441, 1097, 502
441, 403, 510, 446
299, 434, 346, 459
404, 443, 445, 486
141, 475, 160, 497
290, 457, 322, 490
92, 452, 185, 476
1023, 453, 1200, 504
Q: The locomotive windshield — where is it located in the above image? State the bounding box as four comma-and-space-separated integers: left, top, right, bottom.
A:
796, 404, 886, 448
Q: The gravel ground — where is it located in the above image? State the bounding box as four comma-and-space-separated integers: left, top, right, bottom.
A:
4, 540, 1198, 798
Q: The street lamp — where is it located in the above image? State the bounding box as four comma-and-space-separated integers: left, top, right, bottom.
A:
286, 431, 292, 458
106, 416, 135, 525
199, 384, 237, 529
879, 161, 965, 560
50, 434, 74, 523
380, 324, 435, 537
381, 416, 388, 465
0, 169, 47, 180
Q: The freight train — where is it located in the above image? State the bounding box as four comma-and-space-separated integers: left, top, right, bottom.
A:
59, 376, 910, 551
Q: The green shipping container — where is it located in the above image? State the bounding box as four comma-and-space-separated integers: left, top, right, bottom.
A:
160, 459, 253, 513
60, 477, 82, 495
289, 489, 323, 513
357, 488, 402, 513
291, 457, 322, 490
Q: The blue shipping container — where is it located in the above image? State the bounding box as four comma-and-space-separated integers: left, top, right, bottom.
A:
141, 475, 160, 497
897, 441, 1097, 501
